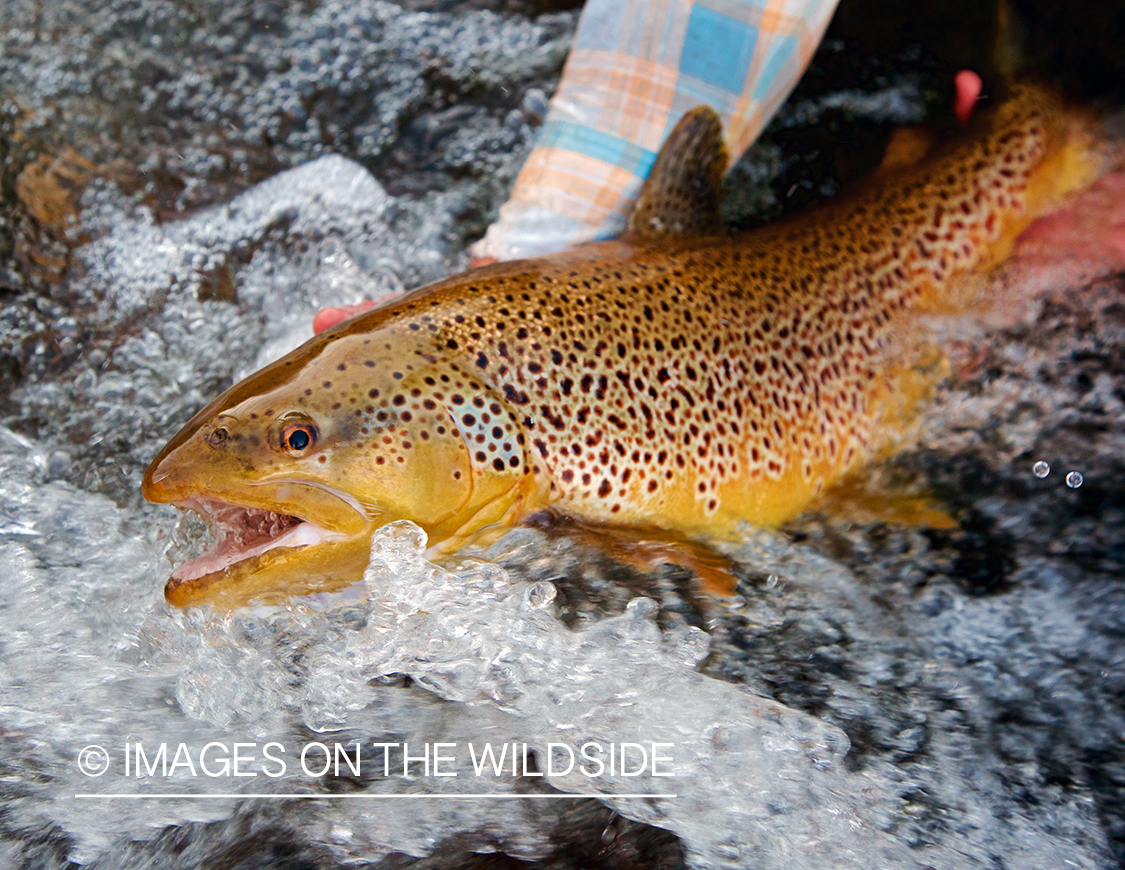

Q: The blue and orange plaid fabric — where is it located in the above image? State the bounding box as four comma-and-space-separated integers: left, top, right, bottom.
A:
471, 0, 839, 261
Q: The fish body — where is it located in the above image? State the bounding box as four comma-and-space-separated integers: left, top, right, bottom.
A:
144, 83, 1106, 607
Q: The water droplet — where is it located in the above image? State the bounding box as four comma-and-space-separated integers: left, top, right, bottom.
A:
1066, 471, 1084, 489
1032, 460, 1050, 478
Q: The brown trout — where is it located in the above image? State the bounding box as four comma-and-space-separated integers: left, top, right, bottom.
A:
144, 83, 1107, 607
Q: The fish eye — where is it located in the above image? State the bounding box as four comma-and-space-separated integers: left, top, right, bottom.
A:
280, 422, 317, 455
206, 427, 229, 447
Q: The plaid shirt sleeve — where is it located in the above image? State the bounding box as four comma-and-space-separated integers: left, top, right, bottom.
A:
470, 0, 839, 261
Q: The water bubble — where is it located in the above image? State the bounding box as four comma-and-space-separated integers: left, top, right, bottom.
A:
1066, 471, 1084, 489
1032, 460, 1050, 478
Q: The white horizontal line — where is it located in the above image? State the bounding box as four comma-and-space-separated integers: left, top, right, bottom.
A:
74, 793, 677, 800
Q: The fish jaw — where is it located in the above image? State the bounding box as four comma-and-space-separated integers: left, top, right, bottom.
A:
145, 437, 379, 608
161, 495, 373, 607
163, 500, 375, 608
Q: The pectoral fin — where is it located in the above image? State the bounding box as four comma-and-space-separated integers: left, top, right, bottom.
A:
524, 509, 741, 596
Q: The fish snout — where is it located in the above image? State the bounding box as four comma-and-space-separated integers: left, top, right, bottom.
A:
141, 452, 187, 504
141, 468, 169, 502
141, 431, 218, 504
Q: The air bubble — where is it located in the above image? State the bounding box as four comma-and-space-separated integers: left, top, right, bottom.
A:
1066, 471, 1084, 489
1032, 460, 1050, 478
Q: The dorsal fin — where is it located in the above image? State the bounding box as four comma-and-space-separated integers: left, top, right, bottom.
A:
628, 106, 728, 239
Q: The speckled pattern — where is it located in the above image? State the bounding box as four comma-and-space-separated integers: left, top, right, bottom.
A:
168, 83, 1100, 547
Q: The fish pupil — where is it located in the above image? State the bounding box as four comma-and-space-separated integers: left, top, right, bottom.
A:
286, 428, 311, 451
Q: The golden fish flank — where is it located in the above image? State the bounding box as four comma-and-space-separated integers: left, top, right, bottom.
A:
144, 83, 1107, 607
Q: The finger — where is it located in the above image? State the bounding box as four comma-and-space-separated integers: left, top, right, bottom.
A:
954, 69, 983, 127
312, 301, 378, 334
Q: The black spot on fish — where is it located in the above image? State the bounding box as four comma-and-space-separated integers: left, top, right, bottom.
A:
503, 385, 529, 405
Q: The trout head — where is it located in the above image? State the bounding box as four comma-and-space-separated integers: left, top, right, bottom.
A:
143, 325, 533, 608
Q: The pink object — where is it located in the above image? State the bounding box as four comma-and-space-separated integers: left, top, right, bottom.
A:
1015, 171, 1125, 265
311, 258, 499, 334
312, 302, 378, 335
953, 69, 982, 127
962, 169, 1125, 331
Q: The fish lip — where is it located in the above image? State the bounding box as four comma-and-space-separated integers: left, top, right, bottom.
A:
165, 496, 350, 603
247, 477, 372, 524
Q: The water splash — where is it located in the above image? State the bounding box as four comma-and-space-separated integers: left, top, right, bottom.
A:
164, 522, 914, 870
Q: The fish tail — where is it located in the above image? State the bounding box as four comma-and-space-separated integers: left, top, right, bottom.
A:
908, 80, 1110, 316
862, 83, 1112, 450
1010, 83, 1107, 213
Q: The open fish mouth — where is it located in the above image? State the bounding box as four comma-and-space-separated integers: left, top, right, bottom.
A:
167, 496, 345, 599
